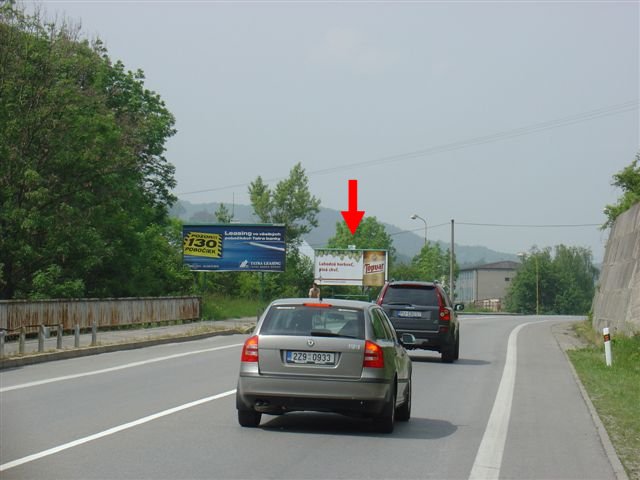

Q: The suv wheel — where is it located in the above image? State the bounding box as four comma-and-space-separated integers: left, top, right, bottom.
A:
454, 333, 460, 360
441, 341, 455, 363
238, 409, 262, 427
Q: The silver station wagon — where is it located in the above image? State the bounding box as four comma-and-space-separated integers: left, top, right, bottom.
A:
236, 298, 414, 433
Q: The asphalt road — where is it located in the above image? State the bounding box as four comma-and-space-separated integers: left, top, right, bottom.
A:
0, 315, 621, 480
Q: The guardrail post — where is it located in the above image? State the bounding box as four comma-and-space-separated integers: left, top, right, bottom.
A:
74, 324, 80, 348
38, 324, 45, 352
19, 327, 25, 354
91, 321, 97, 346
0, 330, 5, 358
57, 324, 63, 349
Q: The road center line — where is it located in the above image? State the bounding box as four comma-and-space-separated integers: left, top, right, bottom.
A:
0, 344, 242, 393
0, 389, 236, 472
468, 321, 538, 480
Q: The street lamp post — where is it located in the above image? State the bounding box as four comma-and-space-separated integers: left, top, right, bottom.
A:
410, 214, 427, 246
517, 251, 540, 315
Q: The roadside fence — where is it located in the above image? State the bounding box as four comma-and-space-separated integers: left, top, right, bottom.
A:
0, 297, 201, 357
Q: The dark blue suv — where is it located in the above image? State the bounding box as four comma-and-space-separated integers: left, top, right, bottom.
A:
376, 281, 463, 363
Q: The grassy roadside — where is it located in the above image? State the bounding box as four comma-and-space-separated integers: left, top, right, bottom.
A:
568, 321, 640, 480
201, 294, 265, 320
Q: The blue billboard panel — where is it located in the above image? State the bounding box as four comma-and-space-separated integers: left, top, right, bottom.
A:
182, 224, 286, 272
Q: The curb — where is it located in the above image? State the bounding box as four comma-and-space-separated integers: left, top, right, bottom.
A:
552, 322, 629, 480
0, 327, 252, 370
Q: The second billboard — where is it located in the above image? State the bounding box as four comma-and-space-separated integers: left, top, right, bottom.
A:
314, 249, 388, 287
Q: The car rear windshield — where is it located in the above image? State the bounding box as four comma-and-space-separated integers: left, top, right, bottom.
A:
382, 285, 438, 306
260, 305, 365, 339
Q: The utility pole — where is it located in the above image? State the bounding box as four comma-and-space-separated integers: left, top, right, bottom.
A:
450, 219, 455, 301
535, 254, 540, 316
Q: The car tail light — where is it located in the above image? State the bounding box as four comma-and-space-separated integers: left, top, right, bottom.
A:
363, 340, 384, 368
436, 290, 451, 321
303, 302, 332, 308
241, 335, 259, 362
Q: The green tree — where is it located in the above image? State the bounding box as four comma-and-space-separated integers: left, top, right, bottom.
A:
389, 262, 421, 281
327, 216, 396, 259
603, 152, 640, 227
505, 248, 554, 314
552, 245, 597, 314
244, 163, 320, 299
0, 5, 187, 299
248, 163, 320, 248
412, 242, 455, 285
505, 245, 596, 314
248, 176, 272, 224
214, 203, 233, 223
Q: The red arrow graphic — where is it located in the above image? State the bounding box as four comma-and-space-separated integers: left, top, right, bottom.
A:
341, 179, 365, 235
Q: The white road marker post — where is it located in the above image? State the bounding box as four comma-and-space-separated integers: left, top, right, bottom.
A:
603, 327, 612, 367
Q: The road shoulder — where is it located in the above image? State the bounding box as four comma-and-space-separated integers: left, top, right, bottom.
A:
551, 321, 629, 480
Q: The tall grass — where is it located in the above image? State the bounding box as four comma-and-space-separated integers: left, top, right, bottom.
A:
568, 322, 640, 479
201, 294, 265, 321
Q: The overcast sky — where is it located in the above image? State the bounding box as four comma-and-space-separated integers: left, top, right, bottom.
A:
32, 1, 639, 261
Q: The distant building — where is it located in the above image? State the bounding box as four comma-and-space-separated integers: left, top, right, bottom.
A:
456, 261, 520, 311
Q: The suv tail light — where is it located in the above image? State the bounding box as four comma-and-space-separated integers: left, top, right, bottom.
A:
436, 290, 451, 321
363, 340, 384, 368
241, 335, 259, 362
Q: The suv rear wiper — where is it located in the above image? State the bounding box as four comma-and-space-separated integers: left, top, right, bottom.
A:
384, 302, 413, 306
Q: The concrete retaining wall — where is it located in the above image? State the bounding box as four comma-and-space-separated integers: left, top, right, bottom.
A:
592, 202, 640, 335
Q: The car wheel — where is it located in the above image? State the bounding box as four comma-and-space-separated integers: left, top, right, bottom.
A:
396, 378, 411, 422
441, 342, 455, 363
374, 388, 396, 433
238, 409, 262, 427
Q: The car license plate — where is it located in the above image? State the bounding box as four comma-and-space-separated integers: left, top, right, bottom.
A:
396, 310, 422, 318
286, 351, 335, 365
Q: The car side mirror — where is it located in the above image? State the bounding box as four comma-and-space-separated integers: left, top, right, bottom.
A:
399, 333, 416, 346
454, 303, 464, 311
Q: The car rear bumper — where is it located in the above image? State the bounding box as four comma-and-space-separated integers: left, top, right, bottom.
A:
395, 329, 450, 351
236, 374, 392, 416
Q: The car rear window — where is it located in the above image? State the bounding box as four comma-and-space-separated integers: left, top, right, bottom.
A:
382, 285, 438, 306
260, 305, 365, 339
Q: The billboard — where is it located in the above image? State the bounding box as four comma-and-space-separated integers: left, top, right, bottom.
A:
314, 249, 388, 287
182, 224, 286, 272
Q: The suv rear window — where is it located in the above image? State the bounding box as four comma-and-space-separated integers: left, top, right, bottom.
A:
260, 305, 365, 339
382, 285, 438, 306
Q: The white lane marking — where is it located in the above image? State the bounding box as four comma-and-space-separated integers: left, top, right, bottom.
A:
468, 321, 536, 480
0, 389, 236, 472
0, 344, 242, 393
